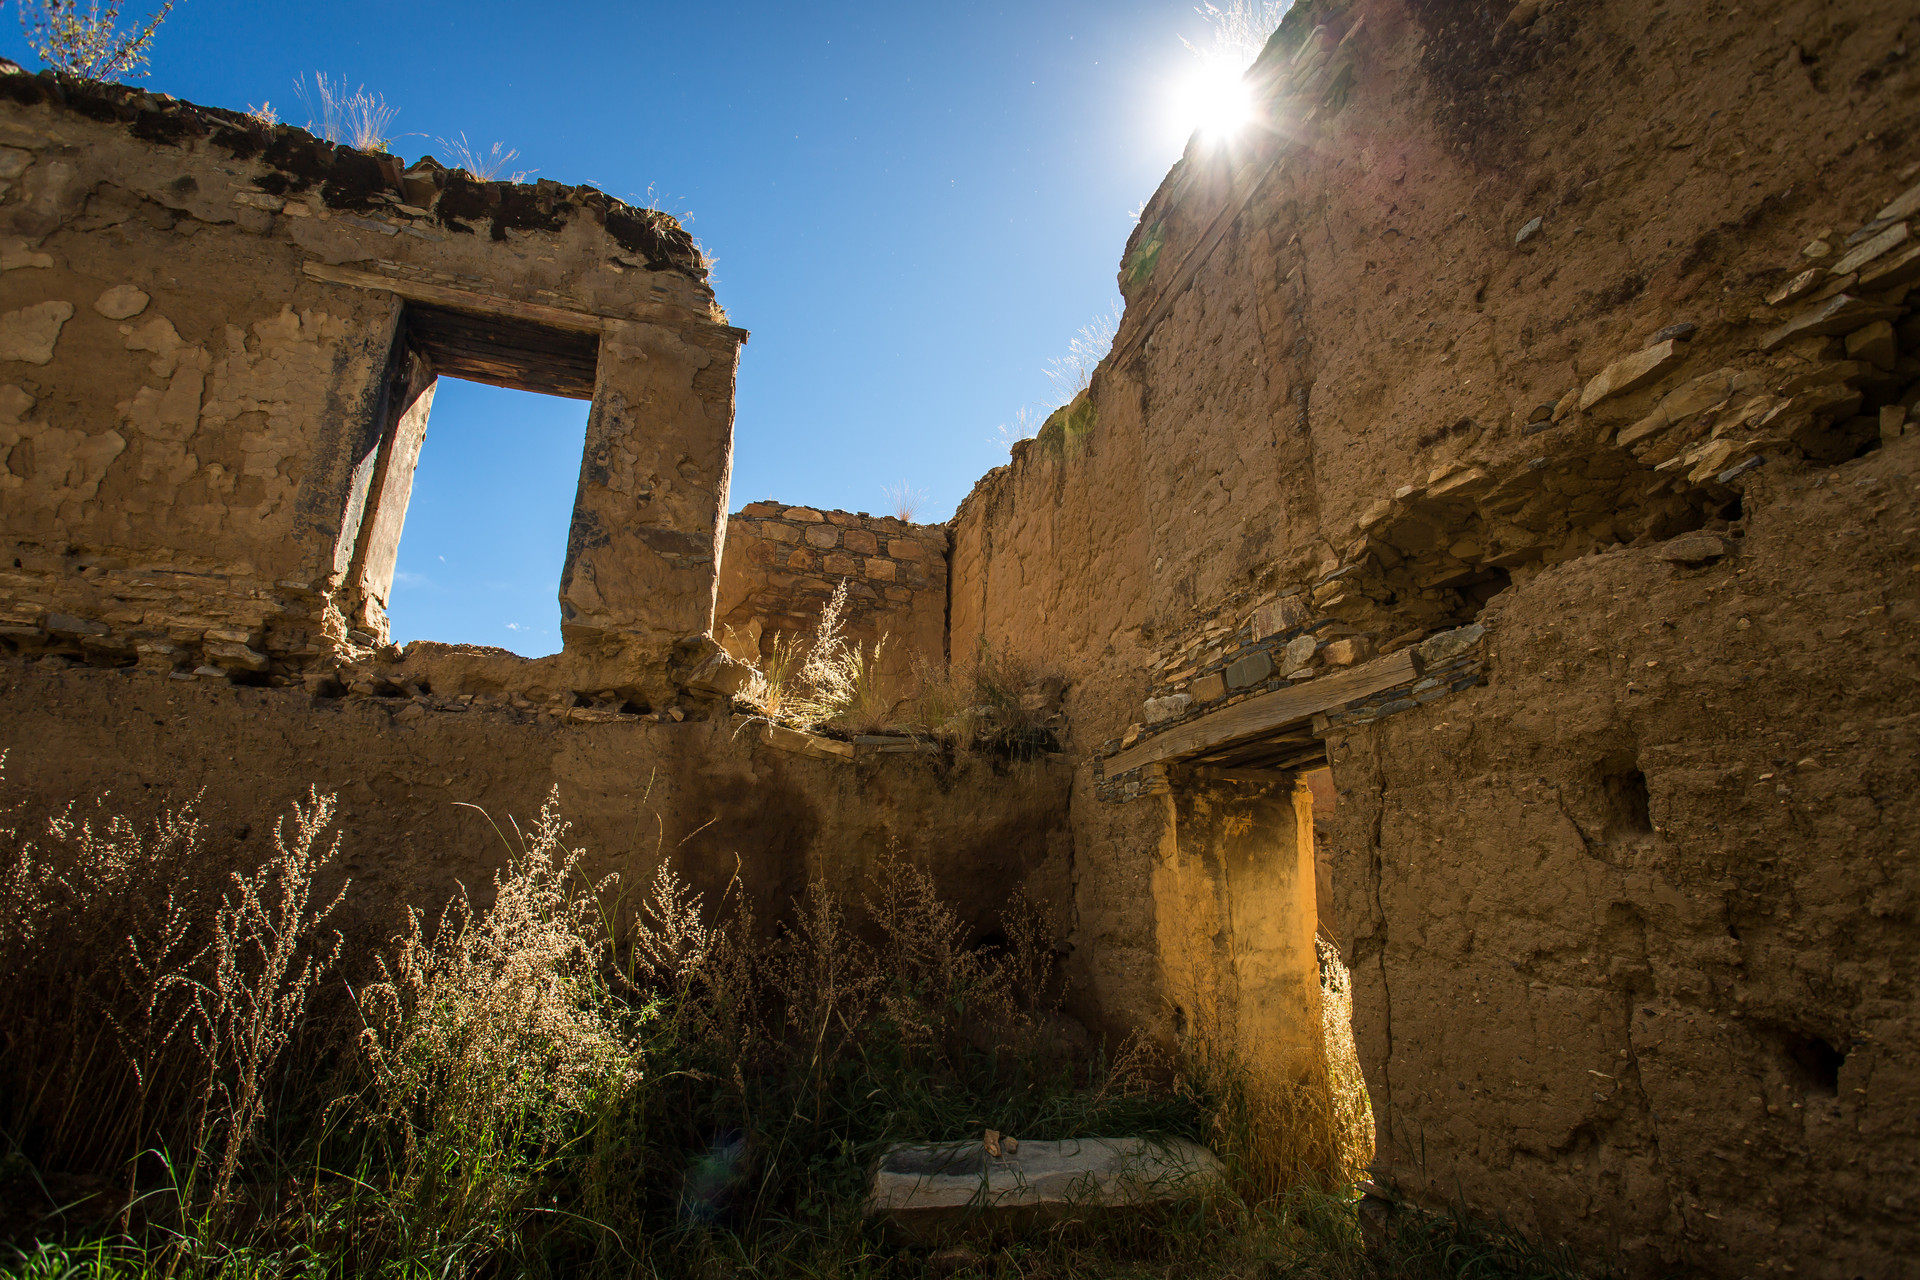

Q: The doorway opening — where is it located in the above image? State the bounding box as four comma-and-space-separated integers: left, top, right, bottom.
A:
1160, 749, 1375, 1182
339, 303, 600, 658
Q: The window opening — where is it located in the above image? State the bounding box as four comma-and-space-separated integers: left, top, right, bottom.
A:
345, 302, 600, 658
387, 378, 590, 657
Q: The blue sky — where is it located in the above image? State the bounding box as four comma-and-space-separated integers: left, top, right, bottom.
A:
6, 1, 1261, 654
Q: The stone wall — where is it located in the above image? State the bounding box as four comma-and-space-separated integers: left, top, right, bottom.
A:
947, 0, 1920, 1273
0, 66, 742, 706
715, 502, 948, 702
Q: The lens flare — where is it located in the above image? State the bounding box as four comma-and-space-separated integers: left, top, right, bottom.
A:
1175, 61, 1257, 145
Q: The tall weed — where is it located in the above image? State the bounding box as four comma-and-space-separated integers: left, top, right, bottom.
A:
0, 772, 1602, 1279
739, 580, 893, 732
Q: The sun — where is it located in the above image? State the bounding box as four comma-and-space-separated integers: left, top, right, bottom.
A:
1174, 59, 1258, 146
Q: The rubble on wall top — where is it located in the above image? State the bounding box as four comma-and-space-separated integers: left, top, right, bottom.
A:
0, 59, 707, 281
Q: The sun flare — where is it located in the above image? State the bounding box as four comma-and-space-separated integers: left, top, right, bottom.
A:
1174, 60, 1258, 145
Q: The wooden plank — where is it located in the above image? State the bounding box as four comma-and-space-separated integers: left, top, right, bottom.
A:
304, 261, 611, 332
1104, 649, 1415, 776
405, 305, 600, 398
1192, 767, 1292, 785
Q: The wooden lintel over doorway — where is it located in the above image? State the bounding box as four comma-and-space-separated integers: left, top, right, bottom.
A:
1104, 648, 1416, 776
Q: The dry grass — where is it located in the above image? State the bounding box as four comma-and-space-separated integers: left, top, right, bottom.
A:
190, 788, 346, 1214
294, 72, 398, 153
994, 405, 1040, 451
1042, 301, 1121, 410
353, 789, 639, 1254
899, 638, 1061, 758
0, 761, 347, 1234
1183, 0, 1291, 67
884, 482, 928, 523
738, 580, 893, 732
740, 620, 1060, 752
435, 132, 530, 183
0, 766, 1602, 1279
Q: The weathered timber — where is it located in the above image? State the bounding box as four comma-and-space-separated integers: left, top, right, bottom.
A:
303, 262, 751, 343
1103, 649, 1415, 775
405, 304, 600, 399
304, 261, 612, 331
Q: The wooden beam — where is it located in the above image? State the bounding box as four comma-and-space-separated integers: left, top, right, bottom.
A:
1190, 766, 1293, 786
1104, 649, 1415, 776
304, 261, 611, 332
301, 261, 751, 344
404, 305, 599, 399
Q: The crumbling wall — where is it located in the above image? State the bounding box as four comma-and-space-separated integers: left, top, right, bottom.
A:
0, 67, 1079, 1032
949, 0, 1920, 1272
714, 502, 948, 700
0, 67, 741, 705
0, 659, 1073, 963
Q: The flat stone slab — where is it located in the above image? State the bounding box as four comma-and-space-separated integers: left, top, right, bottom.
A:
864, 1137, 1224, 1242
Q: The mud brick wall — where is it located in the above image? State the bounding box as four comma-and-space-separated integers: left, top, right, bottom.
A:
716, 503, 948, 701
947, 0, 1920, 1274
0, 66, 741, 706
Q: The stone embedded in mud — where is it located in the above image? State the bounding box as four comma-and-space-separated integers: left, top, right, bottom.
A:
92, 285, 150, 320
1323, 637, 1370, 667
1767, 267, 1825, 306
1189, 671, 1227, 702
1658, 531, 1730, 565
1279, 633, 1318, 675
1846, 321, 1897, 371
1620, 367, 1746, 449
1858, 241, 1920, 291
1828, 221, 1907, 276
204, 639, 268, 671
1504, 0, 1543, 29
1252, 595, 1312, 638
44, 613, 109, 638
1760, 294, 1902, 350
1877, 181, 1920, 223
1578, 338, 1688, 410
1415, 623, 1485, 669
684, 649, 752, 697
1515, 215, 1543, 244
1144, 692, 1191, 724
1225, 649, 1274, 688
864, 1137, 1225, 1244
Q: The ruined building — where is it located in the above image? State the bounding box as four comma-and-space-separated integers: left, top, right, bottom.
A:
2, 0, 1917, 1274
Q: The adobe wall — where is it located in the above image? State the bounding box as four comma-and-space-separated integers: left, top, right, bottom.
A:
714, 502, 949, 700
950, 0, 1919, 1273
0, 658, 1073, 960
0, 67, 743, 707
0, 67, 1073, 988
